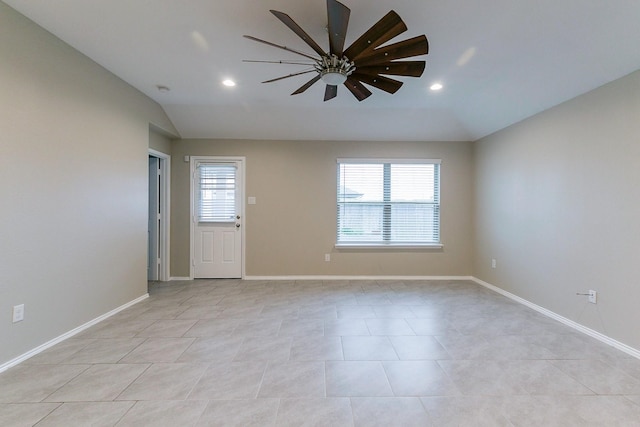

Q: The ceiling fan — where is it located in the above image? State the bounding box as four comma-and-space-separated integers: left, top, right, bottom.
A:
244, 0, 429, 102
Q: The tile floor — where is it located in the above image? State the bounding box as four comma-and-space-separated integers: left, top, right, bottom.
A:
1, 279, 640, 426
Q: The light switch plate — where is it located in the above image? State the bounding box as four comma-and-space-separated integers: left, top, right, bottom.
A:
12, 304, 24, 323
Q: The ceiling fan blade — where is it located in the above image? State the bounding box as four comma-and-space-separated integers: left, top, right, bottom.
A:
262, 69, 318, 84
327, 0, 350, 57
354, 35, 429, 67
292, 74, 322, 95
344, 76, 372, 101
343, 10, 407, 60
270, 10, 327, 57
243, 59, 317, 66
244, 35, 319, 61
356, 61, 426, 77
324, 84, 338, 101
351, 73, 403, 94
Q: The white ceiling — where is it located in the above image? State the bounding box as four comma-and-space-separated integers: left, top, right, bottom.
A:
4, 0, 640, 141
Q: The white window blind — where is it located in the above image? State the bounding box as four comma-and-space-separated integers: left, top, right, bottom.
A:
337, 159, 440, 245
197, 163, 237, 222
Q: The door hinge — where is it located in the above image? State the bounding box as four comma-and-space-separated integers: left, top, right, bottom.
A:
192, 259, 196, 267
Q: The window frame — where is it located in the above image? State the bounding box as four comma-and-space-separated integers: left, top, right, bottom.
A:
335, 158, 443, 249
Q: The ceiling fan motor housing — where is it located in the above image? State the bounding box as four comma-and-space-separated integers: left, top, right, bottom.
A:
319, 54, 355, 85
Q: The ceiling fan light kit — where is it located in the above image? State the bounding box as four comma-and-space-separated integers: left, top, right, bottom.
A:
244, 0, 429, 102
319, 55, 355, 85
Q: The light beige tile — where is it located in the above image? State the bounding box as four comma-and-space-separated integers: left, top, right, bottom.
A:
117, 363, 208, 401
258, 361, 325, 398
62, 338, 145, 364
195, 399, 279, 427
0, 403, 60, 426
134, 305, 190, 320
370, 305, 416, 319
4, 279, 640, 426
364, 318, 415, 336
422, 396, 512, 426
350, 397, 430, 427
216, 304, 264, 319
276, 398, 354, 427
354, 294, 392, 306
341, 336, 398, 361
383, 361, 460, 396
337, 306, 376, 319
177, 336, 244, 362
481, 335, 557, 360
326, 361, 393, 397
290, 336, 344, 361
117, 400, 208, 427
408, 305, 446, 319
180, 293, 225, 306
503, 360, 594, 395
389, 336, 450, 360
260, 304, 300, 318
297, 304, 338, 320
405, 318, 458, 335
23, 339, 95, 365
36, 402, 134, 427
434, 334, 501, 360
233, 318, 282, 336
119, 337, 195, 363
188, 361, 267, 399
77, 318, 156, 339
278, 318, 324, 336
0, 364, 89, 403
183, 318, 239, 337
44, 364, 148, 402
234, 336, 292, 361
625, 394, 640, 405
437, 360, 528, 396
177, 305, 225, 319
551, 359, 640, 394
135, 319, 198, 338
324, 319, 370, 336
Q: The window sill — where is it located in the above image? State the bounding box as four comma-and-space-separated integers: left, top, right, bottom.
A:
335, 243, 443, 251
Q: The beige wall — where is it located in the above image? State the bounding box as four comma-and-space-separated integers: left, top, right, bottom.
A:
0, 4, 177, 366
149, 128, 172, 155
171, 139, 474, 277
473, 70, 640, 349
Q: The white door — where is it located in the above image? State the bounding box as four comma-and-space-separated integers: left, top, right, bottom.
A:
148, 156, 160, 281
191, 158, 243, 278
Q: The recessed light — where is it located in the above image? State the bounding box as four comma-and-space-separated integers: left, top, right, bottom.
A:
430, 83, 443, 91
222, 79, 236, 87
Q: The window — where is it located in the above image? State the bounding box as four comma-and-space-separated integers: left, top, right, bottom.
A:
337, 159, 441, 246
196, 163, 237, 222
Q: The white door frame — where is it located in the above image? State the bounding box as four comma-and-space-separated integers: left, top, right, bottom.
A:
148, 148, 171, 282
189, 156, 246, 279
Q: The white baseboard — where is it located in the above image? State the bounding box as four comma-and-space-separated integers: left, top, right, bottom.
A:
0, 293, 149, 373
244, 275, 474, 281
471, 277, 640, 360
169, 277, 191, 281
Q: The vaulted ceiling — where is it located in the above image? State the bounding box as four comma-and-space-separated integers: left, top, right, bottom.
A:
4, 0, 640, 141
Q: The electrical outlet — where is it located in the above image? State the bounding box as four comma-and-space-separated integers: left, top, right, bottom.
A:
491, 258, 497, 269
12, 304, 24, 323
324, 254, 331, 262
588, 290, 597, 304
